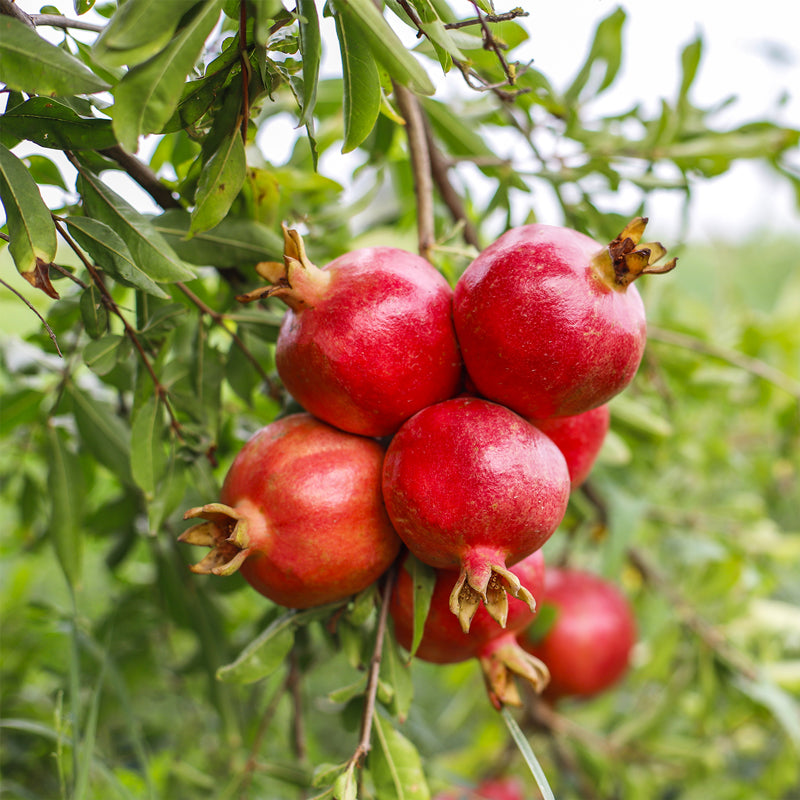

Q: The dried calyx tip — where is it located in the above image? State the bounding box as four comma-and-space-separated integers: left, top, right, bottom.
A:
595, 217, 678, 289
178, 503, 252, 576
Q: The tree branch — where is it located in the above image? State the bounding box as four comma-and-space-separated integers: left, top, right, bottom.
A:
0, 277, 62, 356
98, 146, 183, 210
31, 13, 103, 32
0, 0, 33, 26
392, 83, 435, 261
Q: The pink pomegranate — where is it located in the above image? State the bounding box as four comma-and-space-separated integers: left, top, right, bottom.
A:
453, 218, 676, 420
382, 397, 570, 631
391, 552, 551, 706
179, 414, 401, 608
518, 567, 636, 700
532, 404, 610, 488
238, 227, 462, 437
434, 776, 525, 800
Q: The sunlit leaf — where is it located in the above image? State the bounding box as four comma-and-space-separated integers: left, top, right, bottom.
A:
297, 0, 321, 126
0, 16, 109, 95
369, 713, 430, 800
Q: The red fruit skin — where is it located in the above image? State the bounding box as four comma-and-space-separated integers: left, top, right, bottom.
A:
532, 404, 610, 488
434, 776, 525, 800
390, 552, 546, 665
276, 247, 462, 437
453, 224, 646, 419
382, 398, 569, 615
519, 567, 636, 700
184, 414, 401, 608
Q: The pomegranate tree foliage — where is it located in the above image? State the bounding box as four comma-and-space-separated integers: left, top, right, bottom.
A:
1, 1, 799, 798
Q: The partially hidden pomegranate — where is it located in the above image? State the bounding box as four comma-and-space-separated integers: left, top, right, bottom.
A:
532, 404, 610, 488
179, 413, 401, 608
518, 567, 636, 700
453, 218, 676, 420
238, 227, 462, 437
391, 552, 550, 707
382, 397, 570, 632
434, 776, 525, 800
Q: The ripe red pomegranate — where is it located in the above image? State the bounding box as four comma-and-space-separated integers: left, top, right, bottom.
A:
532, 404, 610, 488
453, 218, 676, 420
434, 776, 525, 800
390, 552, 550, 707
179, 414, 401, 608
238, 227, 462, 437
383, 397, 570, 632
518, 567, 636, 700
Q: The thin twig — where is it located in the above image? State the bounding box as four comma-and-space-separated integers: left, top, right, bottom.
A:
238, 0, 252, 143
0, 277, 62, 356
0, 0, 33, 26
176, 282, 282, 401
648, 324, 800, 400
468, 0, 517, 86
31, 13, 103, 32
392, 83, 435, 261
445, 10, 529, 29
98, 146, 183, 210
348, 563, 398, 768
54, 219, 185, 440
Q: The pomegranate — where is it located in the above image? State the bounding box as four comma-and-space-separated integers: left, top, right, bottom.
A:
434, 776, 525, 800
453, 218, 676, 420
532, 404, 610, 488
179, 414, 401, 608
390, 552, 550, 706
238, 227, 462, 437
382, 397, 570, 631
518, 567, 636, 700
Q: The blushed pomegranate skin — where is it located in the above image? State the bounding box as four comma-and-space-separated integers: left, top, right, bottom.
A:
382, 397, 569, 630
390, 552, 546, 664
179, 414, 401, 608
391, 552, 550, 705
532, 404, 610, 488
248, 230, 462, 437
519, 567, 636, 700
434, 776, 525, 800
453, 220, 673, 419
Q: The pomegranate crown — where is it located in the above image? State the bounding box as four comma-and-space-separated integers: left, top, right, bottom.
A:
593, 217, 677, 290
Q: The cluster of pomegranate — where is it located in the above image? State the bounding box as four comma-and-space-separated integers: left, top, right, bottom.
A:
180, 218, 674, 706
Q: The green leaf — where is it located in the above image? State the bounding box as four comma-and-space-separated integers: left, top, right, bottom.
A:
22, 155, 67, 190
1, 98, 117, 151
45, 426, 85, 588
79, 171, 195, 282
130, 395, 167, 499
79, 284, 109, 339
564, 7, 626, 106
83, 334, 126, 376
65, 217, 170, 298
66, 384, 133, 485
0, 143, 57, 276
109, 0, 225, 151
381, 630, 414, 721
678, 36, 704, 109
217, 604, 345, 684
500, 707, 555, 800
733, 675, 800, 746
369, 713, 430, 800
407, 0, 466, 69
190, 129, 247, 236
0, 16, 109, 95
152, 209, 284, 267
297, 0, 322, 126
333, 7, 381, 154
334, 0, 435, 96
93, 0, 201, 67
406, 555, 435, 659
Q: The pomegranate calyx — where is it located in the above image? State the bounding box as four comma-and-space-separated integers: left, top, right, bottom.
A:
236, 225, 332, 310
592, 217, 678, 290
179, 503, 253, 576
478, 637, 551, 710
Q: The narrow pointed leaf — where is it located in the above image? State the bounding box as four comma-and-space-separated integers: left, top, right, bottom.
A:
0, 16, 109, 95
1, 98, 117, 151
407, 555, 435, 658
79, 172, 195, 282
501, 707, 555, 800
79, 284, 109, 339
333, 8, 381, 153
65, 217, 170, 298
190, 129, 246, 235
93, 0, 201, 67
0, 143, 57, 277
109, 0, 225, 151
46, 426, 85, 588
130, 395, 167, 499
334, 0, 435, 95
83, 334, 125, 376
297, 0, 322, 126
369, 713, 430, 800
